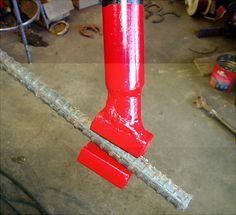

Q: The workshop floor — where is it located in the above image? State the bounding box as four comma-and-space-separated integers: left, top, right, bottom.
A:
1, 1, 236, 215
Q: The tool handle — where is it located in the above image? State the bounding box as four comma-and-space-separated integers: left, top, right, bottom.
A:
212, 110, 236, 135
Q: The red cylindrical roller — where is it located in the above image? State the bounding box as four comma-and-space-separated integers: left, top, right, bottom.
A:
91, 0, 153, 157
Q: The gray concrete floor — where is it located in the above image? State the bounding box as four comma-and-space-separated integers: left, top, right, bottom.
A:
0, 1, 236, 215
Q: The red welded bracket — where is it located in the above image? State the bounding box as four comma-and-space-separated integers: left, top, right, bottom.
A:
78, 0, 154, 189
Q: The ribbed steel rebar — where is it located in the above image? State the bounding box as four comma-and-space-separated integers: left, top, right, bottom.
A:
0, 49, 193, 211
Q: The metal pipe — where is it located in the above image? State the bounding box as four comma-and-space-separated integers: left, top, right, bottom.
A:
0, 49, 193, 211
195, 96, 236, 135
11, 0, 32, 63
91, 0, 153, 157
35, 0, 49, 30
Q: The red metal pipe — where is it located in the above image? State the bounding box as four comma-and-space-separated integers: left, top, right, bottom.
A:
0, 0, 4, 9
78, 0, 153, 188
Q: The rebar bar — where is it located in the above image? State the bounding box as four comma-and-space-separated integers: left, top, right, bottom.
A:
0, 49, 193, 211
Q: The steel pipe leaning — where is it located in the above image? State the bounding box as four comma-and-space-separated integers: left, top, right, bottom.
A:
0, 49, 193, 211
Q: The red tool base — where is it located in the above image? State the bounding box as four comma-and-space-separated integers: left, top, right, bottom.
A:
78, 142, 133, 189
91, 113, 154, 158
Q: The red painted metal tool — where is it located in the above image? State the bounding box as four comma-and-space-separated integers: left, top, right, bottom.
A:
78, 0, 153, 188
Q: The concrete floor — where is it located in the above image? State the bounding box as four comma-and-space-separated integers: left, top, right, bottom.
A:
1, 1, 236, 215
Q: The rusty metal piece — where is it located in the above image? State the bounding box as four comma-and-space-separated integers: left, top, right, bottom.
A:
145, 10, 153, 19
188, 46, 218, 55
145, 3, 163, 13
145, 2, 163, 20
79, 24, 101, 38
194, 96, 212, 111
194, 96, 236, 135
162, 12, 181, 18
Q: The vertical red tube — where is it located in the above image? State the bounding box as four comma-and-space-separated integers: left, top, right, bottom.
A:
78, 0, 153, 188
103, 1, 144, 92
91, 0, 153, 157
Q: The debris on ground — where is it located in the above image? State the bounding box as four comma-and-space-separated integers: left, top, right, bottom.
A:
194, 96, 236, 136
144, 0, 180, 24
78, 24, 101, 38
11, 156, 27, 164
18, 29, 48, 47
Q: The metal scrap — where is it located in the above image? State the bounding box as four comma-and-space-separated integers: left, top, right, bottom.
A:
49, 21, 69, 36
79, 24, 101, 38
144, 0, 180, 24
189, 46, 218, 55
19, 30, 49, 47
194, 96, 236, 135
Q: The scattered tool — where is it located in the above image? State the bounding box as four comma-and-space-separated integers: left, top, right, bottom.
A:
194, 96, 236, 136
188, 46, 218, 55
78, 24, 101, 38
